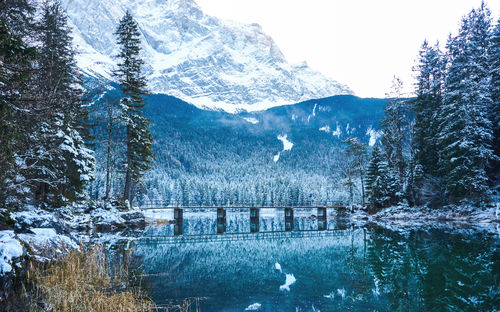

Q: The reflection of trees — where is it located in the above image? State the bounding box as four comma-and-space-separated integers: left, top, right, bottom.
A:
341, 228, 375, 305
366, 227, 499, 311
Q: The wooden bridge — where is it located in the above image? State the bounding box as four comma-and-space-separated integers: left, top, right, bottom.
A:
138, 202, 348, 236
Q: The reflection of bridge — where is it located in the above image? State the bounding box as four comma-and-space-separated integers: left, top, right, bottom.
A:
139, 203, 348, 236
135, 229, 352, 245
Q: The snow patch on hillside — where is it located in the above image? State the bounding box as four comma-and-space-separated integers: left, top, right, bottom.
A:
243, 117, 259, 124
273, 152, 280, 163
278, 134, 293, 151
245, 303, 262, 311
319, 124, 341, 138
319, 125, 330, 133
366, 127, 383, 146
332, 124, 342, 138
280, 273, 296, 291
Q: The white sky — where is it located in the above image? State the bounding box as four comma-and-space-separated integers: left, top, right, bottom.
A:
196, 0, 499, 98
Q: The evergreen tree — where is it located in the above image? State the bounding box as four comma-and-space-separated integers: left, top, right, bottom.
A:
365, 145, 397, 211
343, 137, 367, 206
0, 15, 36, 206
489, 17, 500, 183
405, 152, 424, 207
381, 76, 411, 196
114, 11, 154, 208
438, 5, 493, 203
29, 1, 94, 206
413, 41, 445, 176
341, 150, 355, 205
0, 0, 35, 37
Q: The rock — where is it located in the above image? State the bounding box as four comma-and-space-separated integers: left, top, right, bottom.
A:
94, 220, 127, 233
16, 228, 79, 259
12, 209, 71, 235
92, 210, 146, 233
121, 212, 146, 229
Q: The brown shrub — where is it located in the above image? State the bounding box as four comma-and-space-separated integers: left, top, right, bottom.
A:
28, 244, 157, 312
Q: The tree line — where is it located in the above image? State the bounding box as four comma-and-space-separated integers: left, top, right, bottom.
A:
357, 4, 499, 211
0, 0, 153, 209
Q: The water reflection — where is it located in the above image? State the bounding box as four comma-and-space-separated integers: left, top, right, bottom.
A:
112, 217, 499, 311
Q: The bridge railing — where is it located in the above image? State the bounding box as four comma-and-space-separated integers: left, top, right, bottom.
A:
138, 200, 347, 209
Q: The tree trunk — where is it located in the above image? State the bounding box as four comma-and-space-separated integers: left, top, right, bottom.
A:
358, 155, 365, 207
105, 100, 113, 200
123, 125, 132, 209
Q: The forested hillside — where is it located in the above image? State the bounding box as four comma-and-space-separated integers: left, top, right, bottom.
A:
89, 90, 386, 206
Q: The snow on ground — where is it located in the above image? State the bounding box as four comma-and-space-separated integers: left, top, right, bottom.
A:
275, 262, 282, 273
366, 126, 383, 146
143, 209, 174, 221
91, 207, 126, 224
243, 117, 259, 124
349, 203, 500, 235
337, 288, 346, 299
331, 124, 341, 138
277, 134, 293, 151
11, 206, 59, 228
279, 273, 296, 291
319, 125, 331, 133
273, 152, 280, 163
245, 303, 262, 310
273, 133, 294, 160
17, 228, 78, 258
0, 231, 23, 276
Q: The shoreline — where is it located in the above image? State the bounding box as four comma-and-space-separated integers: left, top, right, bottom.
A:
1, 203, 498, 309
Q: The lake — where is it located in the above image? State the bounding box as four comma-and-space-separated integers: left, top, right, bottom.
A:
107, 209, 499, 311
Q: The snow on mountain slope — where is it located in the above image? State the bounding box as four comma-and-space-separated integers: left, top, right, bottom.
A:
62, 0, 352, 113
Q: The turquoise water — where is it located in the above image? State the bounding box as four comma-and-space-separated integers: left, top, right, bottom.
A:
112, 213, 499, 311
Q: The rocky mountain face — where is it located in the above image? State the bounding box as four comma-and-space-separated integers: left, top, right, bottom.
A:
62, 0, 352, 112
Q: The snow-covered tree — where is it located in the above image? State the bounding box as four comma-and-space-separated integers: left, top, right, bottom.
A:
365, 145, 397, 211
343, 137, 367, 206
413, 41, 445, 176
114, 11, 154, 208
489, 17, 500, 182
0, 4, 37, 206
26, 1, 94, 206
438, 5, 493, 203
381, 77, 411, 194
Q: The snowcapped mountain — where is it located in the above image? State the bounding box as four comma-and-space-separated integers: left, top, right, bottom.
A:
61, 0, 352, 113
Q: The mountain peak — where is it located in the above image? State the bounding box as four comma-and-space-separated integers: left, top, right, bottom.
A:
62, 0, 353, 113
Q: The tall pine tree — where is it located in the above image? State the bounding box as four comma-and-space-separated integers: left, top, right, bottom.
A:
489, 17, 500, 184
438, 5, 493, 203
413, 41, 445, 176
114, 11, 154, 208
343, 137, 367, 206
365, 145, 397, 211
28, 1, 94, 207
381, 77, 411, 199
0, 4, 37, 206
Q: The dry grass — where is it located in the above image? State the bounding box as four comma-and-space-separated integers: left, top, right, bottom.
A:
27, 244, 157, 312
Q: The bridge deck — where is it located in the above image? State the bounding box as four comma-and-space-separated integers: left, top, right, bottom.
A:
139, 205, 347, 210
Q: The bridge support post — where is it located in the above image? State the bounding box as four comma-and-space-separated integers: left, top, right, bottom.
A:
284, 208, 294, 231
174, 208, 183, 235
317, 207, 327, 231
217, 208, 226, 234
250, 208, 260, 232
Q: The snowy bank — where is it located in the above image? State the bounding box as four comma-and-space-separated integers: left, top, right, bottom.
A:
350, 203, 500, 235
0, 231, 23, 276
